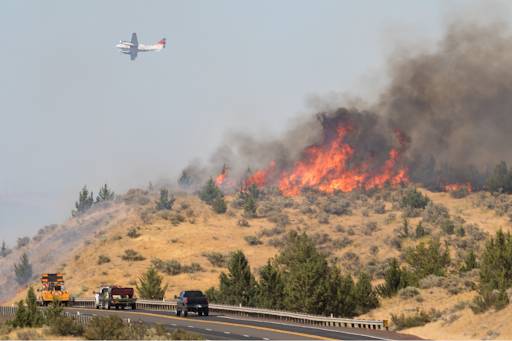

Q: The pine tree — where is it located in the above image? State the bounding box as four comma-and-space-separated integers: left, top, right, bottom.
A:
155, 189, 175, 211
72, 186, 94, 217
218, 251, 257, 306
354, 272, 379, 314
136, 267, 168, 300
256, 260, 285, 309
277, 232, 331, 314
96, 184, 115, 202
14, 253, 32, 285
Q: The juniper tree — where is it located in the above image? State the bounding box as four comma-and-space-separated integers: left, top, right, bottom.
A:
155, 189, 175, 211
354, 272, 379, 314
212, 196, 227, 214
96, 184, 115, 202
277, 232, 332, 314
243, 195, 257, 218
404, 239, 450, 279
199, 178, 223, 204
480, 230, 512, 291
256, 260, 285, 309
461, 250, 478, 272
325, 268, 357, 317
218, 251, 257, 306
72, 186, 94, 216
1, 240, 10, 257
14, 253, 33, 285
11, 287, 44, 327
136, 266, 168, 300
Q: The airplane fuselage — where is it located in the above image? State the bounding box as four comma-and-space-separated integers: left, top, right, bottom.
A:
116, 34, 166, 60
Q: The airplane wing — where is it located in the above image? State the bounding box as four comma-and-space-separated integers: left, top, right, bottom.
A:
130, 49, 138, 61
131, 33, 138, 47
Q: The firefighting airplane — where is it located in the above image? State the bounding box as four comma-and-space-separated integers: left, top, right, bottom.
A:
116, 33, 166, 60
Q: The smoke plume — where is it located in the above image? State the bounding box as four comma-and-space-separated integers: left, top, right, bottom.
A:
180, 19, 512, 192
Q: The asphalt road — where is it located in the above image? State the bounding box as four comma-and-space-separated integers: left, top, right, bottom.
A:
65, 307, 393, 340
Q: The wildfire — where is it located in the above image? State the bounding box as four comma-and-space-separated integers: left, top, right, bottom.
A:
444, 182, 472, 193
214, 165, 228, 187
244, 161, 276, 188
277, 126, 408, 196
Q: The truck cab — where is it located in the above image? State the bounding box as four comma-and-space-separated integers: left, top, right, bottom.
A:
38, 273, 70, 306
94, 286, 136, 310
176, 290, 209, 317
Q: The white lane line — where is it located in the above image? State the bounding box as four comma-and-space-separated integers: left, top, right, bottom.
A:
171, 323, 177, 326
187, 325, 194, 328
205, 328, 212, 331
224, 331, 231, 334
263, 338, 270, 340
243, 334, 250, 338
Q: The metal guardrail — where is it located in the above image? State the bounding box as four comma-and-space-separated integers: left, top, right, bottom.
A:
0, 305, 132, 327
71, 298, 387, 330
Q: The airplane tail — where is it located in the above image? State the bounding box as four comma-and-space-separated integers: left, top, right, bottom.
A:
157, 38, 166, 48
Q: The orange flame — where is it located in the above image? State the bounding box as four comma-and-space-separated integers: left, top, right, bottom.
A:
444, 182, 472, 192
244, 161, 276, 188
215, 165, 228, 187
277, 126, 408, 196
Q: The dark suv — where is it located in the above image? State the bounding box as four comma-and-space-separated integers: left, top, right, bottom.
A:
176, 290, 209, 317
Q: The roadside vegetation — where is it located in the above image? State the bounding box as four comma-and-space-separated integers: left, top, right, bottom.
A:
3, 287, 201, 340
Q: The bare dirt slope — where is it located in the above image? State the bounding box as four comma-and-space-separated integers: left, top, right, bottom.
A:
3, 187, 512, 339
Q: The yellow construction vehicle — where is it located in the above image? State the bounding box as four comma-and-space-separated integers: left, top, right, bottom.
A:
37, 273, 70, 306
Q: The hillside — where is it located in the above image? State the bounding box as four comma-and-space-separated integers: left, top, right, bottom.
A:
3, 185, 512, 339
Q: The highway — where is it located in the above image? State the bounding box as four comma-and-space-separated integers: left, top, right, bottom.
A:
65, 307, 410, 340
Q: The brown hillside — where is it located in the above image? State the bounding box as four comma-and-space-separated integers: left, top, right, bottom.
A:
4, 186, 512, 339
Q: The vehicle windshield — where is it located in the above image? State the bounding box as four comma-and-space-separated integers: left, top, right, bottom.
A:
184, 291, 204, 297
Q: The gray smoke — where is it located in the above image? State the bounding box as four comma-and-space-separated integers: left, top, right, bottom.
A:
181, 19, 512, 190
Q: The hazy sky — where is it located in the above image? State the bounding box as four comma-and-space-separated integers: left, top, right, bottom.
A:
0, 0, 503, 244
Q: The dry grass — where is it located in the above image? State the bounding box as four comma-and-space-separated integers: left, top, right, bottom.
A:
7, 187, 512, 339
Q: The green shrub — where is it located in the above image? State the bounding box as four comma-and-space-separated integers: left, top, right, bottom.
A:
151, 258, 203, 275
400, 188, 430, 210
470, 289, 510, 314
461, 251, 477, 272
84, 316, 126, 340
127, 227, 140, 238
398, 286, 420, 299
244, 235, 262, 246
121, 249, 145, 262
391, 310, 438, 330
487, 161, 512, 193
50, 316, 84, 336
14, 253, 32, 285
156, 189, 175, 210
199, 179, 223, 204
376, 258, 412, 297
422, 202, 449, 224
202, 252, 227, 267
10, 287, 44, 328
404, 240, 450, 279
136, 267, 168, 300
323, 197, 351, 215
440, 219, 455, 235
212, 196, 227, 214
97, 255, 111, 265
